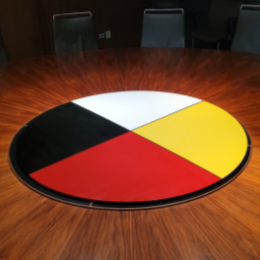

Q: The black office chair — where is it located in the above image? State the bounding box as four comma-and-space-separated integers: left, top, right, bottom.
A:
232, 5, 260, 54
141, 8, 185, 48
0, 31, 8, 64
191, 0, 244, 49
53, 11, 98, 54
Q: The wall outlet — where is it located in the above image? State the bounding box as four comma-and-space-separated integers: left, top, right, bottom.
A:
98, 33, 105, 40
105, 30, 111, 39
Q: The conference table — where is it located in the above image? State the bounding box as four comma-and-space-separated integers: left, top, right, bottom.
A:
0, 47, 260, 259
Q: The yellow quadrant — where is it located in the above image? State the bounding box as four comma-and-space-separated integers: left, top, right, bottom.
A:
133, 101, 248, 178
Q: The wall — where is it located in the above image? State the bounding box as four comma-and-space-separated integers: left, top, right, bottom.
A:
0, 0, 44, 61
36, 0, 144, 55
0, 0, 216, 60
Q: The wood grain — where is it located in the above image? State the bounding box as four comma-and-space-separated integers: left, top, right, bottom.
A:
1, 48, 260, 260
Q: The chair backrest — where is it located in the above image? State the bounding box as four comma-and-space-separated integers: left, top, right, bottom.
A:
209, 0, 244, 32
0, 31, 8, 64
141, 9, 185, 48
232, 5, 260, 54
53, 11, 98, 54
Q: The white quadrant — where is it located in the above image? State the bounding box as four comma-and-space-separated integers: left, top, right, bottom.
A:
72, 91, 201, 130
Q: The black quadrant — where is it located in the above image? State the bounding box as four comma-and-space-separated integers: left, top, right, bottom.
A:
15, 102, 129, 174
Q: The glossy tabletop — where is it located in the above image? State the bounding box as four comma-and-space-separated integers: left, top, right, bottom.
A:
1, 48, 260, 260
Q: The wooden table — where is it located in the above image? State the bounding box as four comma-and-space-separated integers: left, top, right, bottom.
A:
1, 48, 260, 260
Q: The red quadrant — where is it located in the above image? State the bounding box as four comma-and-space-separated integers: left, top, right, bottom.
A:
30, 132, 221, 202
